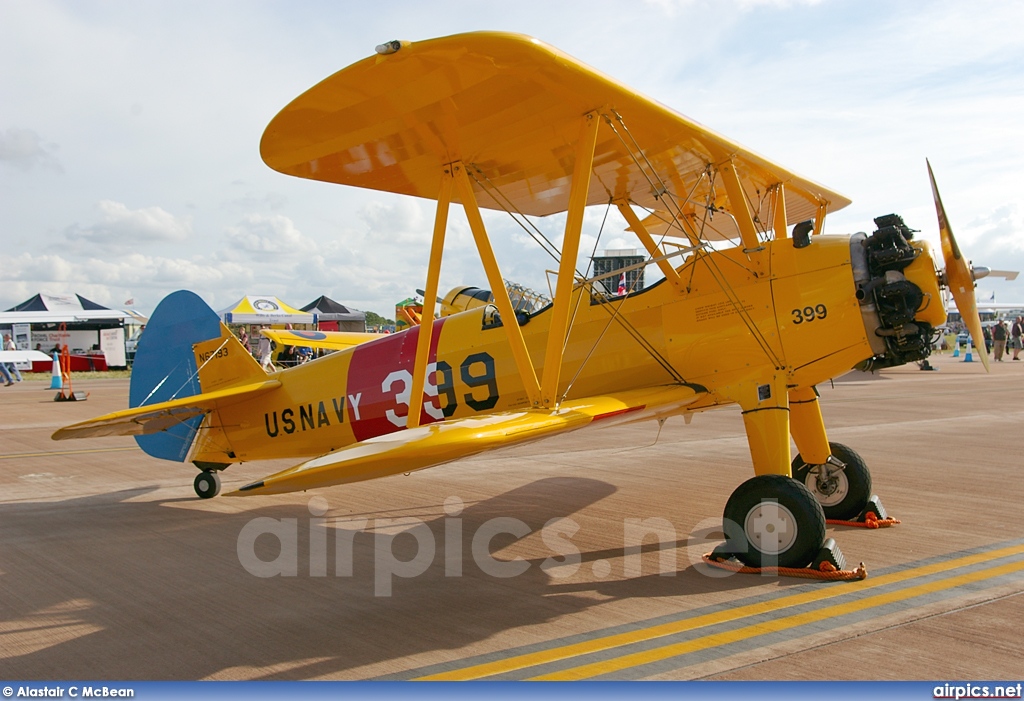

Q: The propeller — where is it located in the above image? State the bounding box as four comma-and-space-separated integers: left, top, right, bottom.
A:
971, 268, 1019, 281
927, 159, 990, 372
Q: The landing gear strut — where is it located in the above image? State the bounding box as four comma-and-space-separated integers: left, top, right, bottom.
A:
723, 474, 826, 569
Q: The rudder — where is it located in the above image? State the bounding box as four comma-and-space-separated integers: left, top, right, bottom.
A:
192, 326, 266, 393
130, 290, 222, 461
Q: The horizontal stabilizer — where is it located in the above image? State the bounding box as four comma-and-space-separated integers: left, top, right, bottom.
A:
260, 329, 380, 352
52, 379, 281, 440
229, 384, 701, 496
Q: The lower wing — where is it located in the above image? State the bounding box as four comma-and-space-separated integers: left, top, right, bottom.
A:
229, 384, 702, 496
261, 329, 379, 352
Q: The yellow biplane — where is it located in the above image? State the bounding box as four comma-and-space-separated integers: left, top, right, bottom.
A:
53, 32, 989, 569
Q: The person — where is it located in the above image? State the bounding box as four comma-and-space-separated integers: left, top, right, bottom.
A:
238, 327, 250, 355
993, 320, 1008, 362
1012, 317, 1023, 361
257, 329, 274, 371
0, 357, 13, 386
278, 344, 298, 368
3, 334, 22, 383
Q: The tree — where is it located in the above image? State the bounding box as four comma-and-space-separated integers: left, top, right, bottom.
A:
363, 311, 394, 328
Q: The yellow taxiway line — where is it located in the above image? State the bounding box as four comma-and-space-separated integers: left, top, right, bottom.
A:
416, 543, 1024, 681
533, 558, 1024, 680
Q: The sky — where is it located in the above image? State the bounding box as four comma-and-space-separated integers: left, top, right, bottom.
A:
2, 0, 1023, 318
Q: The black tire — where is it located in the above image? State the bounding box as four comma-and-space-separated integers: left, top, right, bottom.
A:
792, 442, 872, 521
723, 474, 826, 569
194, 470, 221, 499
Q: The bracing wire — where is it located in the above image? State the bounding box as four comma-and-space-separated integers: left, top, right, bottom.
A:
465, 159, 692, 397
604, 111, 784, 369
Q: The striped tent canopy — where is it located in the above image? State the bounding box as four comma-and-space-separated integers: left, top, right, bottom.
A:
217, 295, 315, 325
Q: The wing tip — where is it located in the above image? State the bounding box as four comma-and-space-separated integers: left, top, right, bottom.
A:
230, 480, 266, 496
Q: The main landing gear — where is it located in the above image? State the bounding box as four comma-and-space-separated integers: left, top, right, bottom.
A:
722, 474, 826, 569
792, 442, 872, 521
713, 382, 893, 574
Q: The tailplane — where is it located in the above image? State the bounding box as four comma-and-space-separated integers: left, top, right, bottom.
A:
60, 290, 276, 464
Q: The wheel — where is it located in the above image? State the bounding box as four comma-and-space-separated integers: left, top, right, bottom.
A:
723, 474, 826, 569
792, 442, 872, 521
194, 470, 221, 499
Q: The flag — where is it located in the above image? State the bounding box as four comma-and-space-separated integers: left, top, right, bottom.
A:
617, 273, 626, 295
124, 298, 134, 306
990, 292, 996, 301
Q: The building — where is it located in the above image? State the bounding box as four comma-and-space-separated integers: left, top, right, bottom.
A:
591, 249, 644, 295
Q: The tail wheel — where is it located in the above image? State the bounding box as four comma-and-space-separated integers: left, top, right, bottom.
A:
194, 471, 221, 499
792, 442, 872, 521
723, 474, 826, 569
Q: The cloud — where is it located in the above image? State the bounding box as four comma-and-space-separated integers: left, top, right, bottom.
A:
223, 213, 318, 259
0, 250, 249, 309
642, 0, 822, 18
3, 1, 1024, 317
64, 200, 192, 247
0, 127, 62, 172
964, 203, 1024, 254
358, 198, 429, 245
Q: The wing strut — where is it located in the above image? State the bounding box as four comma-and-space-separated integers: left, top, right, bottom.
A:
407, 167, 453, 429
615, 200, 684, 292
718, 159, 766, 271
452, 161, 543, 407
772, 183, 789, 239
539, 111, 600, 409
814, 201, 828, 236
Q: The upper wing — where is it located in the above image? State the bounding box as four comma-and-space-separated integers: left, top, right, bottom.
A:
261, 329, 379, 352
228, 383, 702, 496
261, 32, 849, 238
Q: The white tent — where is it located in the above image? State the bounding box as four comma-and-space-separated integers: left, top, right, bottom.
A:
0, 293, 131, 325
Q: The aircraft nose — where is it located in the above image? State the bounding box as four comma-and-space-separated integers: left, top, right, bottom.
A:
852, 215, 939, 372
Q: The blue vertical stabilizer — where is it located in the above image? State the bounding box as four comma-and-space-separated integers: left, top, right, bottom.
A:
129, 290, 222, 461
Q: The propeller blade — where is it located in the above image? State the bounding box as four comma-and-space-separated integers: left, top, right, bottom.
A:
928, 159, 989, 372
980, 269, 1019, 281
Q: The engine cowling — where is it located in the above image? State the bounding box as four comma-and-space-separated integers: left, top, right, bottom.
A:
852, 214, 944, 371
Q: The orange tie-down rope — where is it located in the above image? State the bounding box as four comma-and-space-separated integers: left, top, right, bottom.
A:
701, 553, 868, 581
701, 513, 900, 581
826, 512, 902, 529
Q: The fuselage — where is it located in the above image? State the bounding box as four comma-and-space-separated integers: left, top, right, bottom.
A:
190, 232, 944, 465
